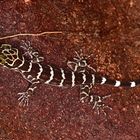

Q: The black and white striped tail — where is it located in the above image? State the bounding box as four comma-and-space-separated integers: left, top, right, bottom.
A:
94, 75, 140, 88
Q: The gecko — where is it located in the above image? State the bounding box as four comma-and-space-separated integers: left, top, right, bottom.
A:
0, 43, 139, 114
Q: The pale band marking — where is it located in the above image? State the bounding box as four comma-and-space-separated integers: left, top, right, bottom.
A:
72, 72, 75, 87
27, 75, 33, 80
37, 63, 43, 79
28, 86, 37, 92
130, 81, 136, 87
80, 91, 89, 102
114, 80, 121, 87
27, 62, 32, 72
45, 65, 54, 84
92, 74, 95, 85
18, 56, 25, 68
7, 58, 18, 67
82, 73, 86, 84
101, 77, 106, 84
59, 68, 65, 87
21, 61, 32, 72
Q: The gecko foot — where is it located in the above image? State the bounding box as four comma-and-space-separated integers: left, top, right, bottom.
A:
17, 92, 30, 107
89, 94, 112, 116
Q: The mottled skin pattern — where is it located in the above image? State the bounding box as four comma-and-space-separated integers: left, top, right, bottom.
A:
0, 43, 140, 114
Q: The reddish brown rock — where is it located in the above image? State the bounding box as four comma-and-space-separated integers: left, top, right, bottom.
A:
0, 0, 140, 139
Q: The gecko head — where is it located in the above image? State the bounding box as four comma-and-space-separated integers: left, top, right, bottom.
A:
0, 44, 19, 66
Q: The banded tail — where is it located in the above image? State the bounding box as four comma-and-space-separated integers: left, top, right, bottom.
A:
94, 75, 140, 88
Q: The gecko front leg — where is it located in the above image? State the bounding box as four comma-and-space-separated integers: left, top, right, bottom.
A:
80, 84, 112, 116
20, 40, 44, 63
17, 80, 40, 106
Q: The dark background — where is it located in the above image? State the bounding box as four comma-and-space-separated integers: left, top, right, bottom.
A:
0, 0, 140, 139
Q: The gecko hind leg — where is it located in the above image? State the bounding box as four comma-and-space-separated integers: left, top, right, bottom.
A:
90, 94, 112, 116
80, 84, 112, 116
17, 80, 40, 107
67, 49, 96, 73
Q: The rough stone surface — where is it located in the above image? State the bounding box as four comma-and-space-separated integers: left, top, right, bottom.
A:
0, 0, 140, 140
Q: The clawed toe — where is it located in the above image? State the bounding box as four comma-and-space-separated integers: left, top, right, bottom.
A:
17, 92, 30, 107
89, 94, 112, 115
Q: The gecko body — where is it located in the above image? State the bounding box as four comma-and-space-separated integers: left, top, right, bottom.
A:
0, 43, 139, 112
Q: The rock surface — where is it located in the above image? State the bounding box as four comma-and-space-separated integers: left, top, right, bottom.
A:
0, 0, 140, 139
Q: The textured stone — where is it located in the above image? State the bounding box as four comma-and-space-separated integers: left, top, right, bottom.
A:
0, 0, 140, 139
